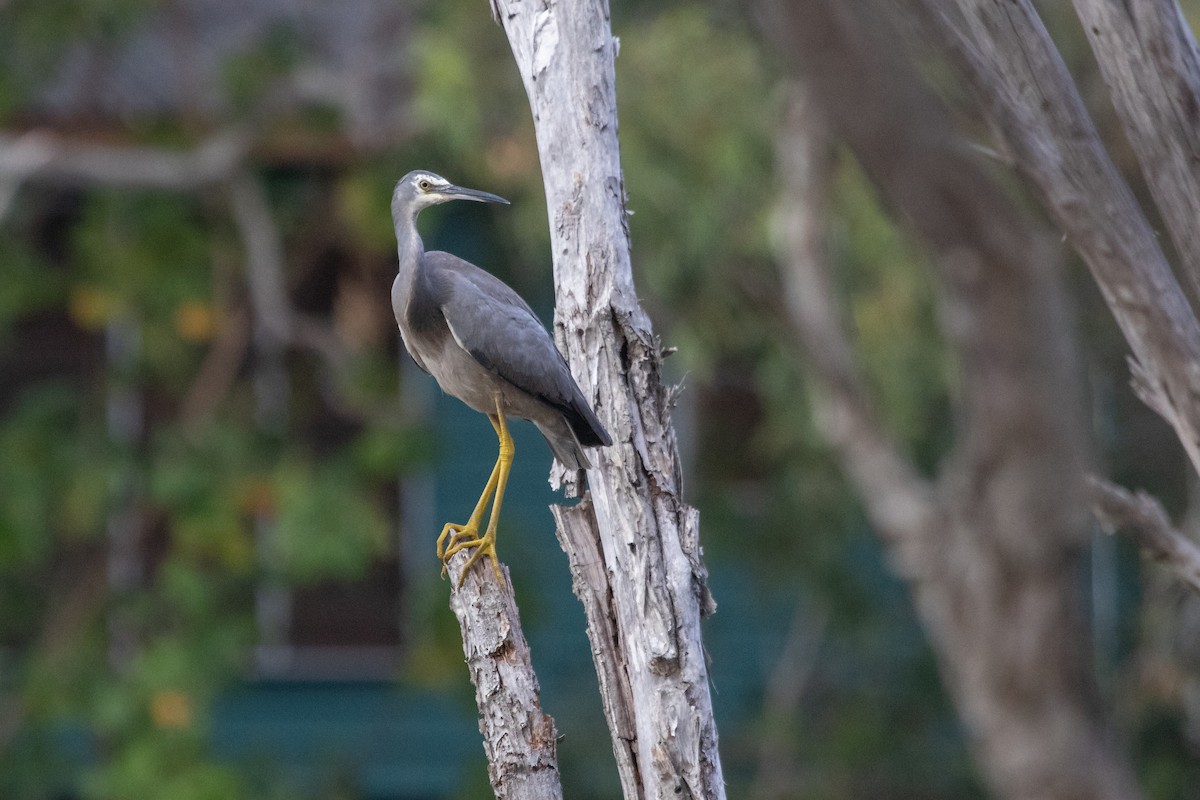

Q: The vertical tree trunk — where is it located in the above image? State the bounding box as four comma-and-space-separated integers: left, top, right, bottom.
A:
490, 2, 725, 798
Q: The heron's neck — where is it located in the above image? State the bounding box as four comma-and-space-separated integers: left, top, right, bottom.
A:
394, 212, 424, 281
392, 212, 425, 325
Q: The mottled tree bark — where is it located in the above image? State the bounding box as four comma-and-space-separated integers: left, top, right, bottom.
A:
446, 553, 563, 799
490, 1, 725, 798
759, 3, 1142, 798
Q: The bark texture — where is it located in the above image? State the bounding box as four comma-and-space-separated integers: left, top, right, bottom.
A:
758, 3, 1142, 799
491, 1, 724, 798
1071, 0, 1200, 302
911, 0, 1200, 481
446, 551, 563, 800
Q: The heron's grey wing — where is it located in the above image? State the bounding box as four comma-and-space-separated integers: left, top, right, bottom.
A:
426, 252, 573, 402
425, 251, 611, 447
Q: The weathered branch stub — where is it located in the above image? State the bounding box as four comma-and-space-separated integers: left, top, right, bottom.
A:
446, 551, 564, 800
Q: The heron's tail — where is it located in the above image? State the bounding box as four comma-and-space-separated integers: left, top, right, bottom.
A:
563, 393, 612, 449
535, 409, 609, 470
538, 423, 592, 471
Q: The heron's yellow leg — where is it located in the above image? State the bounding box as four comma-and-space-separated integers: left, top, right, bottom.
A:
444, 403, 513, 586
436, 420, 502, 560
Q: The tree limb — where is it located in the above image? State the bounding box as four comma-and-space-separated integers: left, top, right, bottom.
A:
445, 551, 563, 800
760, 3, 1142, 798
1089, 476, 1200, 596
771, 83, 941, 557
0, 127, 250, 191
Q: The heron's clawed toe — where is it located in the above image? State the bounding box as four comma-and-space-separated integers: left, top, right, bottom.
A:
437, 522, 475, 558
443, 529, 503, 587
437, 521, 476, 578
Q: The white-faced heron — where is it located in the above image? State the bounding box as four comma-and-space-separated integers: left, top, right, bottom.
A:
390, 170, 612, 584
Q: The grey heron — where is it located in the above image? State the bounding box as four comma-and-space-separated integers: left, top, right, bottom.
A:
390, 170, 612, 584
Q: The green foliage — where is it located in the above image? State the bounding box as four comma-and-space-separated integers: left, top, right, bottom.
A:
0, 239, 64, 333
269, 459, 388, 582
222, 22, 305, 114
0, 386, 109, 568
149, 424, 264, 574
71, 190, 215, 386
618, 6, 778, 379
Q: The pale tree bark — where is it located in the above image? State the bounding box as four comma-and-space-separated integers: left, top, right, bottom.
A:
1070, 0, 1200, 303
490, 2, 725, 799
446, 552, 563, 799
758, 3, 1142, 798
908, 0, 1200, 505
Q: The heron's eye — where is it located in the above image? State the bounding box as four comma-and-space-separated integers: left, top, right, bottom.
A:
418, 179, 432, 191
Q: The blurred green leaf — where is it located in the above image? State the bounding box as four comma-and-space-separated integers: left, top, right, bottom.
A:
269, 460, 389, 582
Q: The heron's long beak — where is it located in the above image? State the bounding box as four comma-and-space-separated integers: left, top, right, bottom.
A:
445, 184, 510, 205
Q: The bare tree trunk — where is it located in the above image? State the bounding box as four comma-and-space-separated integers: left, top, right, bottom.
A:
490, 2, 725, 798
446, 552, 563, 800
758, 3, 1143, 798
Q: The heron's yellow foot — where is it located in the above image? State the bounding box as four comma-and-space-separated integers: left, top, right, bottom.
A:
442, 527, 503, 587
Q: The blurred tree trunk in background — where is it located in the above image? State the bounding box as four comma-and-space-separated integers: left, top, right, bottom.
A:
492, 1, 725, 798
758, 1, 1143, 798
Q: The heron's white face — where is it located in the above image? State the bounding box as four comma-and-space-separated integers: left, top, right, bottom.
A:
409, 172, 454, 206
392, 169, 509, 224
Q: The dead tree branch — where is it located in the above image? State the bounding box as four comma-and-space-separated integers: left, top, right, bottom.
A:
1090, 477, 1200, 596
445, 551, 563, 800
910, 0, 1200, 481
1071, 0, 1200, 302
0, 127, 250, 191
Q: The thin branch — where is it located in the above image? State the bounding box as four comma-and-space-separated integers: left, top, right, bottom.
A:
0, 543, 109, 755
1089, 476, 1200, 595
227, 173, 295, 346
178, 307, 251, 433
0, 131, 55, 222
444, 551, 563, 800
225, 172, 357, 399
0, 127, 250, 191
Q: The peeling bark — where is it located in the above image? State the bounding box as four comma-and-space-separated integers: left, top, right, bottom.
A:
491, 1, 725, 798
1071, 0, 1200, 302
446, 551, 563, 800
